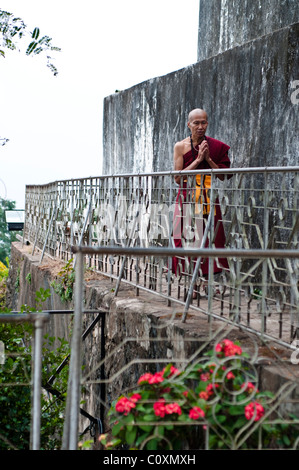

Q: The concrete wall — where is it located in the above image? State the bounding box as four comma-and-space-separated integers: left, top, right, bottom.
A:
102, 23, 299, 175
197, 0, 299, 60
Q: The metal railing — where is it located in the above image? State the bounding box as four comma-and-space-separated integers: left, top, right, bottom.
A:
0, 312, 49, 450
0, 309, 106, 450
23, 167, 299, 348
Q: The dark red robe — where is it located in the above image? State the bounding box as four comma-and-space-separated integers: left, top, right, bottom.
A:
172, 136, 230, 277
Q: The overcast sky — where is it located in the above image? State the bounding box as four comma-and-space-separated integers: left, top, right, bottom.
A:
0, 0, 199, 208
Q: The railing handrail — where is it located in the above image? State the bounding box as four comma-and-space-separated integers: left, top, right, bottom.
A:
23, 166, 299, 350
25, 165, 299, 188
71, 245, 299, 258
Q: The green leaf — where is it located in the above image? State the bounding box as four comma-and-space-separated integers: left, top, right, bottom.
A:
139, 424, 153, 432
111, 421, 123, 436
26, 41, 37, 55
125, 427, 137, 445
216, 415, 227, 424
228, 405, 245, 416
143, 413, 156, 421
146, 438, 158, 450
32, 27, 40, 40
232, 416, 246, 429
136, 432, 150, 447
165, 424, 174, 430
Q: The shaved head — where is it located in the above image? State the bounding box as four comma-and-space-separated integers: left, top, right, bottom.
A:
188, 108, 208, 123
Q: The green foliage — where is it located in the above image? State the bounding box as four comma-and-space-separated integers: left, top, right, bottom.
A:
0, 287, 70, 450
101, 339, 299, 450
35, 287, 51, 310
0, 197, 21, 264
0, 9, 61, 75
51, 258, 75, 303
0, 257, 9, 308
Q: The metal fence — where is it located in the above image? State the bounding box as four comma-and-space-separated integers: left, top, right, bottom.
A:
0, 309, 106, 450
24, 167, 299, 348
2, 305, 299, 450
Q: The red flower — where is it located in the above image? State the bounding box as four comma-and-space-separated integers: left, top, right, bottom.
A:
226, 371, 235, 380
189, 406, 205, 420
244, 402, 265, 422
115, 397, 136, 415
153, 400, 182, 417
215, 339, 242, 357
130, 393, 142, 402
200, 372, 211, 382
148, 371, 164, 384
153, 399, 166, 417
199, 391, 209, 400
138, 373, 153, 384
138, 366, 179, 386
165, 403, 182, 415
245, 382, 259, 394
163, 365, 180, 377
206, 383, 219, 397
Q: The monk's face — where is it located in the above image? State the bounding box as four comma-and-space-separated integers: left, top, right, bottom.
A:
188, 111, 208, 139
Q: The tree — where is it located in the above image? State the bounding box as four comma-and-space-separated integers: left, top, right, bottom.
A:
0, 198, 21, 264
0, 9, 61, 145
0, 9, 60, 75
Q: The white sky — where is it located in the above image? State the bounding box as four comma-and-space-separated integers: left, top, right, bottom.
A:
0, 0, 199, 208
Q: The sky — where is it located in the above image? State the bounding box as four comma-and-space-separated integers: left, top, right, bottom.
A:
0, 0, 199, 209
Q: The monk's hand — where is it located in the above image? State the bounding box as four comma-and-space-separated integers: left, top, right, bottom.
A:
196, 140, 207, 163
201, 141, 211, 161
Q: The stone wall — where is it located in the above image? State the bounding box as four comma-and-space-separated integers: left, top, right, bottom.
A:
197, 0, 299, 60
102, 5, 298, 175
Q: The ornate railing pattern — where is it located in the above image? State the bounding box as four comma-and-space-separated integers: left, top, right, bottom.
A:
24, 167, 299, 348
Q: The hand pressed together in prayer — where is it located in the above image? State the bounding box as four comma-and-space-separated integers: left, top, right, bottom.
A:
195, 139, 210, 164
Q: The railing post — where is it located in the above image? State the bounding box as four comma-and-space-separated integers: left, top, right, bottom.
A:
62, 249, 84, 450
31, 313, 49, 450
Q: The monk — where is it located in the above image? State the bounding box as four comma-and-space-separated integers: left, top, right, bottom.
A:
172, 108, 230, 292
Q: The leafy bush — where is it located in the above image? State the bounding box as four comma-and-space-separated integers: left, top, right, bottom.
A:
100, 339, 299, 450
0, 258, 9, 308
0, 288, 70, 449
51, 258, 75, 303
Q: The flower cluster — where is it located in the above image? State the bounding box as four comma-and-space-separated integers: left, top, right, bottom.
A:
138, 365, 179, 385
244, 402, 265, 422
189, 406, 205, 420
199, 382, 220, 400
153, 399, 182, 417
215, 338, 243, 357
115, 394, 142, 415
101, 339, 274, 451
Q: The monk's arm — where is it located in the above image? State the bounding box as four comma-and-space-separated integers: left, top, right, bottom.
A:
173, 142, 204, 184
205, 148, 229, 181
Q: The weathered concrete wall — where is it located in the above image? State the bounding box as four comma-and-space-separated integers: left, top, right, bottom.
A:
197, 0, 299, 60
6, 243, 73, 340
102, 23, 299, 175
